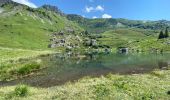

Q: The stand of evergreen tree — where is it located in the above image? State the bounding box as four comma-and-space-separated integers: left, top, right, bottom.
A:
165, 27, 169, 38
158, 31, 164, 39
158, 27, 169, 39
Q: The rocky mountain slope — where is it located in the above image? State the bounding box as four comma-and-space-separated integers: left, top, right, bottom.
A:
0, 0, 83, 49
0, 0, 169, 52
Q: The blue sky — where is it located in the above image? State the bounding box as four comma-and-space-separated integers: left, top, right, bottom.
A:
13, 0, 170, 20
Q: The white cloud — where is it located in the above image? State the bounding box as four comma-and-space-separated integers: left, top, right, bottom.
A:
85, 6, 94, 13
96, 5, 104, 11
92, 16, 97, 19
85, 5, 104, 13
12, 0, 37, 8
102, 14, 112, 18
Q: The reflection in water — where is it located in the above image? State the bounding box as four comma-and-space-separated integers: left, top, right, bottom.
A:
0, 53, 170, 88
158, 61, 169, 69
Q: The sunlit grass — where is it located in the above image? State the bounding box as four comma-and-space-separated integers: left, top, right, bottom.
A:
0, 47, 54, 64
0, 70, 169, 100
0, 47, 57, 81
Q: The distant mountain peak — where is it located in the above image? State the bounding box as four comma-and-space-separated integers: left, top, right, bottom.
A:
41, 5, 64, 16
0, 0, 12, 5
0, 0, 20, 7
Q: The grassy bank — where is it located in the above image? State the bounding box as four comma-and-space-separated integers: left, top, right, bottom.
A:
0, 47, 56, 81
0, 47, 54, 64
0, 69, 169, 100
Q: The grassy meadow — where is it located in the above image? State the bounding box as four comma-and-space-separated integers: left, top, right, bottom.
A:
0, 70, 169, 100
0, 47, 56, 81
0, 47, 54, 64
0, 1, 170, 100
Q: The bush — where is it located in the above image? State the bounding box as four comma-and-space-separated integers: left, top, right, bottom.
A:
14, 85, 29, 97
17, 62, 41, 75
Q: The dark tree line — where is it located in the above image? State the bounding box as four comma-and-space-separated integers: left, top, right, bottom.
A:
158, 27, 169, 39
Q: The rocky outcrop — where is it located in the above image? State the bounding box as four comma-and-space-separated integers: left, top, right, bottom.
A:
0, 0, 20, 7
48, 30, 81, 49
0, 0, 12, 5
41, 5, 65, 16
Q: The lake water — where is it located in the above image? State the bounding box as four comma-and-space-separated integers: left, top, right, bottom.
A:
0, 53, 170, 87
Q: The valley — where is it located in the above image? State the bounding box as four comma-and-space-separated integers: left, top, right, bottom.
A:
0, 0, 170, 100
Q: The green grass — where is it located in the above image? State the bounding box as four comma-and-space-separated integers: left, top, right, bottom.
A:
0, 47, 55, 81
14, 84, 29, 97
4, 84, 29, 100
0, 47, 54, 64
0, 70, 169, 100
98, 28, 151, 48
16, 62, 41, 75
97, 28, 170, 52
128, 38, 170, 52
0, 3, 170, 100
0, 60, 44, 81
0, 5, 83, 50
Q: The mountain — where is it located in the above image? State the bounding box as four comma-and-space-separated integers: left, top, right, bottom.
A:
0, 1, 83, 49
0, 1, 169, 52
0, 0, 12, 5
67, 14, 170, 34
67, 14, 170, 52
0, 0, 20, 7
41, 5, 65, 16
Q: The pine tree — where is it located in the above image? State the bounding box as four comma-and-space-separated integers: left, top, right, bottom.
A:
164, 27, 169, 38
158, 30, 164, 39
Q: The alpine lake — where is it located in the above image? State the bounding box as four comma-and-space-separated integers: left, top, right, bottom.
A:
0, 52, 170, 88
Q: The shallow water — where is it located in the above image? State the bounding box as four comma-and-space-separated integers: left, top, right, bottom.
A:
0, 53, 170, 87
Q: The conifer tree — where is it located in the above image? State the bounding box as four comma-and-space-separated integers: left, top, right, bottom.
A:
158, 30, 164, 39
164, 27, 169, 38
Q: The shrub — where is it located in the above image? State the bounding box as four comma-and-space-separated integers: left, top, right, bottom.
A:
167, 91, 170, 95
17, 62, 41, 75
14, 85, 29, 97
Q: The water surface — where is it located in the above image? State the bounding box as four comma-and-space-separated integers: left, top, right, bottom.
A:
0, 53, 170, 87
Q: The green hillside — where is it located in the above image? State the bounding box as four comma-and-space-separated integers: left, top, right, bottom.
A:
97, 28, 153, 48
0, 1, 83, 50
67, 14, 170, 34
0, 1, 169, 51
0, 1, 170, 100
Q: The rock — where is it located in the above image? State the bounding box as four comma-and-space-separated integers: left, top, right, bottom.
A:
58, 31, 64, 36
118, 47, 129, 53
48, 44, 57, 48
91, 39, 97, 46
65, 27, 75, 33
167, 41, 170, 45
104, 48, 111, 53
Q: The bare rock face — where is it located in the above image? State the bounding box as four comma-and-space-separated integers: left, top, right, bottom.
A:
0, 0, 12, 5
41, 5, 65, 16
0, 0, 19, 7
